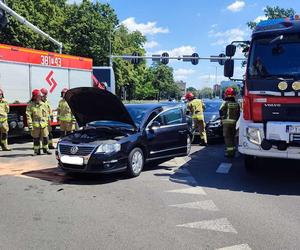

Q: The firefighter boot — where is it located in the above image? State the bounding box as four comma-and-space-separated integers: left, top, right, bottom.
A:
42, 137, 52, 155
33, 138, 41, 156
1, 133, 11, 151
48, 132, 55, 149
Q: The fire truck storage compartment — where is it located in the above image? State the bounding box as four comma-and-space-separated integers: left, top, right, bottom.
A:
262, 104, 300, 122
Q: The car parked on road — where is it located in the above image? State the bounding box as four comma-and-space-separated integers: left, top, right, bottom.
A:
56, 87, 192, 177
204, 100, 223, 140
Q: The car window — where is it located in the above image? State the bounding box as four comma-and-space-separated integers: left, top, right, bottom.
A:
154, 108, 182, 126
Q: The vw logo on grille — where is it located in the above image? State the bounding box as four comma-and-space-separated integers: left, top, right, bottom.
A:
70, 146, 79, 155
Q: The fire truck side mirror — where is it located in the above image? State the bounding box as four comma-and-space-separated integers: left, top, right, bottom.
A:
226, 44, 236, 57
224, 59, 234, 78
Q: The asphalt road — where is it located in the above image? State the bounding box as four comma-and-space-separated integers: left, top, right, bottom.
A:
1, 139, 300, 250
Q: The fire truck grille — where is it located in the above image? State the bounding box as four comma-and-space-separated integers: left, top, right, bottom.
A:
59, 144, 95, 156
262, 104, 300, 122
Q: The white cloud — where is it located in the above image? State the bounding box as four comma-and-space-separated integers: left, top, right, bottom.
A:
144, 41, 159, 49
254, 15, 267, 23
210, 28, 248, 46
121, 17, 169, 35
227, 1, 246, 12
174, 69, 195, 80
154, 45, 196, 57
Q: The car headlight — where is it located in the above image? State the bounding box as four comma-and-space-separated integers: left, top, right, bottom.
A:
246, 127, 262, 145
96, 143, 121, 154
208, 120, 221, 128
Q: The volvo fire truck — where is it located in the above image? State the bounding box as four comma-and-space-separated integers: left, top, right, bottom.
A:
0, 43, 93, 136
224, 16, 300, 168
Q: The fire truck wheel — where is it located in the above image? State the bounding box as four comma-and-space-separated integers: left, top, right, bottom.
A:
244, 155, 257, 171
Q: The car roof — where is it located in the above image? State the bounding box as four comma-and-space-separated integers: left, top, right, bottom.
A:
125, 103, 180, 111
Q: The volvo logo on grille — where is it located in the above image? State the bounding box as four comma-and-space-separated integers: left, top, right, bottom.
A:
70, 146, 79, 155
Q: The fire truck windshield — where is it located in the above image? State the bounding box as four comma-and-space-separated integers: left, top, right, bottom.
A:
248, 34, 300, 80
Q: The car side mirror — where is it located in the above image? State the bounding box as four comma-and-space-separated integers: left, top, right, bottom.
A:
224, 59, 234, 78
226, 44, 236, 57
150, 121, 161, 130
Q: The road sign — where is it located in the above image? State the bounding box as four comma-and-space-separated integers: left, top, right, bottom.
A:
161, 52, 169, 65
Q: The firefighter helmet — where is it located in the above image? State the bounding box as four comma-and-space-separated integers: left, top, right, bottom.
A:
185, 92, 195, 101
32, 89, 41, 97
224, 87, 236, 98
40, 88, 48, 96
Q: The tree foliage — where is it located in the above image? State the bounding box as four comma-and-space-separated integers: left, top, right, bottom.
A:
0, 0, 179, 100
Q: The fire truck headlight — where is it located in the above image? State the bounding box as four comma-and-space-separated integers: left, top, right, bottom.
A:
246, 127, 262, 145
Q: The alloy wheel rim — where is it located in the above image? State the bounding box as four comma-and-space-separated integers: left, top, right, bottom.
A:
132, 151, 143, 174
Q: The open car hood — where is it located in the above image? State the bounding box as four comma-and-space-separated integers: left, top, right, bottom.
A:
64, 87, 137, 129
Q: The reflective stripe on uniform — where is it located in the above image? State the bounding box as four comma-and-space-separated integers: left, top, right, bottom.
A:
222, 119, 237, 125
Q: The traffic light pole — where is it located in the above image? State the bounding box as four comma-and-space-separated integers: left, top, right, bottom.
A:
110, 55, 245, 61
0, 1, 63, 53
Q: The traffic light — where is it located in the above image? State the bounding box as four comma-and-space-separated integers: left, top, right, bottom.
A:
131, 52, 141, 65
161, 52, 169, 65
0, 0, 7, 29
191, 53, 199, 65
218, 53, 226, 66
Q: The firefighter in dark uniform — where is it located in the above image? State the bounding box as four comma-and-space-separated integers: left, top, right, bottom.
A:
26, 89, 52, 156
40, 88, 55, 149
185, 92, 207, 146
219, 87, 240, 157
0, 89, 11, 151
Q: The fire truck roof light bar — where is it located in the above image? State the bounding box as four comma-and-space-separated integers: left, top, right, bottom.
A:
0, 1, 63, 53
110, 55, 245, 61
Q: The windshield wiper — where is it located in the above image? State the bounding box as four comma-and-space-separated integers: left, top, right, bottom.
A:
270, 35, 284, 44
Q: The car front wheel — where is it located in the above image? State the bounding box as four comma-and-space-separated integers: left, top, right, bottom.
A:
127, 148, 144, 177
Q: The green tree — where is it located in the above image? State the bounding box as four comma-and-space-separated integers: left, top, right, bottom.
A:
199, 87, 213, 99
247, 6, 295, 30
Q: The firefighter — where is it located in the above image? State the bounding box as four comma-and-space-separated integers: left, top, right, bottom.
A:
26, 89, 52, 156
40, 88, 55, 149
0, 89, 11, 151
58, 88, 75, 137
185, 92, 207, 146
219, 87, 240, 158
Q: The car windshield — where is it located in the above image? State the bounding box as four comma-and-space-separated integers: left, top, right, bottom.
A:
248, 34, 300, 79
204, 101, 222, 112
126, 105, 148, 126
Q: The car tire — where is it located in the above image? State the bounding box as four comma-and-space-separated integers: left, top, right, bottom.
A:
127, 148, 144, 177
244, 155, 257, 171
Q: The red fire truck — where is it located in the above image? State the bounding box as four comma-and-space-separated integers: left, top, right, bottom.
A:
0, 43, 93, 136
224, 16, 300, 168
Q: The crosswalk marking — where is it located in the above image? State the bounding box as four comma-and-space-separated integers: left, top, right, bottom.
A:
177, 218, 238, 233
166, 187, 206, 195
170, 175, 197, 185
216, 244, 251, 250
216, 163, 232, 174
174, 168, 190, 175
169, 200, 219, 211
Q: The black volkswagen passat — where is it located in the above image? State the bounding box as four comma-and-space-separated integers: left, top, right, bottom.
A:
56, 87, 192, 177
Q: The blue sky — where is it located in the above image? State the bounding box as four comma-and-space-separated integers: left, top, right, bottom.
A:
94, 0, 300, 89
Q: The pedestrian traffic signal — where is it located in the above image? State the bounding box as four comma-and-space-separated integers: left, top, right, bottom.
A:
191, 53, 199, 65
0, 1, 8, 29
131, 52, 142, 65
161, 52, 169, 65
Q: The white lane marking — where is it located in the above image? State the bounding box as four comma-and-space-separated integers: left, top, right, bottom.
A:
216, 244, 252, 250
177, 218, 237, 233
166, 187, 206, 195
170, 175, 197, 185
169, 200, 219, 211
175, 168, 190, 175
216, 163, 232, 174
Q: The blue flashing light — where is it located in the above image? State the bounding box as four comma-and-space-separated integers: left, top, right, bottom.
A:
257, 18, 287, 27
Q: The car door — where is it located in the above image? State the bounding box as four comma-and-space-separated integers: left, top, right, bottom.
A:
146, 107, 188, 160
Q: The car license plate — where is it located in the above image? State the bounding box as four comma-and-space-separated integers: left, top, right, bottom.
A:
288, 125, 300, 134
61, 155, 84, 165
